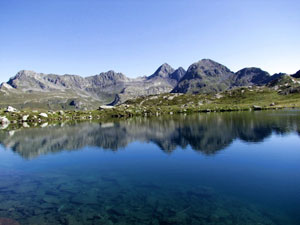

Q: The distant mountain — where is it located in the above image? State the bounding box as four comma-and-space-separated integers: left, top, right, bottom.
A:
292, 70, 300, 78
169, 67, 186, 81
1, 70, 131, 109
172, 61, 291, 94
233, 67, 270, 86
147, 63, 175, 79
0, 59, 298, 109
0, 64, 185, 109
6, 69, 129, 94
147, 64, 185, 83
172, 59, 235, 94
113, 64, 185, 104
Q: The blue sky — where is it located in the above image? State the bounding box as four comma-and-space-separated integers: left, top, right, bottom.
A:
0, 0, 299, 82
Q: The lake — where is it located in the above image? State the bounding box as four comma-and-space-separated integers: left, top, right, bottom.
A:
0, 110, 299, 225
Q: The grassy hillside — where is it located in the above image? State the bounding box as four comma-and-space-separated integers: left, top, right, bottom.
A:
0, 89, 110, 110
125, 86, 300, 112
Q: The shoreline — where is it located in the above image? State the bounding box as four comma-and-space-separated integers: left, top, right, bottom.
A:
1, 105, 299, 131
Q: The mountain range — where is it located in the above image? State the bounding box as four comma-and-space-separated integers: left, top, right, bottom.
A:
0, 59, 299, 110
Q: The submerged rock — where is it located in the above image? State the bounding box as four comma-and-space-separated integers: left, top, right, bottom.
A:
0, 218, 20, 225
42, 195, 60, 204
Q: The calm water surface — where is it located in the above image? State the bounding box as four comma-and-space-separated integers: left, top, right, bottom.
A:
0, 110, 299, 225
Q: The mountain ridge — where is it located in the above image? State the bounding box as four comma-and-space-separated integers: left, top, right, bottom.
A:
1, 59, 299, 110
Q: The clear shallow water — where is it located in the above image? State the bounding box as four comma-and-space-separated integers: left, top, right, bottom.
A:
0, 111, 300, 225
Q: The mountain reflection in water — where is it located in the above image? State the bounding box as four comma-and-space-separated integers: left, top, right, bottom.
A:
1, 110, 299, 159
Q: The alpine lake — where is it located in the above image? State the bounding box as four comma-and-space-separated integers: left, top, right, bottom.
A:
0, 110, 299, 225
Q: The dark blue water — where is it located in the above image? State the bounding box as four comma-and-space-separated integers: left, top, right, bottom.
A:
0, 110, 299, 224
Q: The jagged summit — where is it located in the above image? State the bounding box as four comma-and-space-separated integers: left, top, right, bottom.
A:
169, 67, 186, 81
148, 63, 175, 79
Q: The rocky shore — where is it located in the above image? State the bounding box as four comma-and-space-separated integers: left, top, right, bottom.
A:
1, 86, 300, 130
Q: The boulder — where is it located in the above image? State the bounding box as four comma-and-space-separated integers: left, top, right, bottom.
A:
252, 105, 262, 110
22, 115, 29, 121
167, 96, 175, 100
215, 94, 223, 99
69, 100, 83, 109
0, 218, 20, 225
39, 113, 48, 118
5, 106, 18, 113
98, 105, 114, 110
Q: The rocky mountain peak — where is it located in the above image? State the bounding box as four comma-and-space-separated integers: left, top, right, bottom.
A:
192, 59, 230, 71
7, 70, 44, 89
148, 63, 175, 79
89, 70, 129, 83
172, 59, 235, 94
169, 67, 186, 81
13, 70, 38, 79
236, 67, 267, 76
234, 67, 270, 86
185, 59, 233, 80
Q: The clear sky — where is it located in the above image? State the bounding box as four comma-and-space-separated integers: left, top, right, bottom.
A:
0, 0, 299, 82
